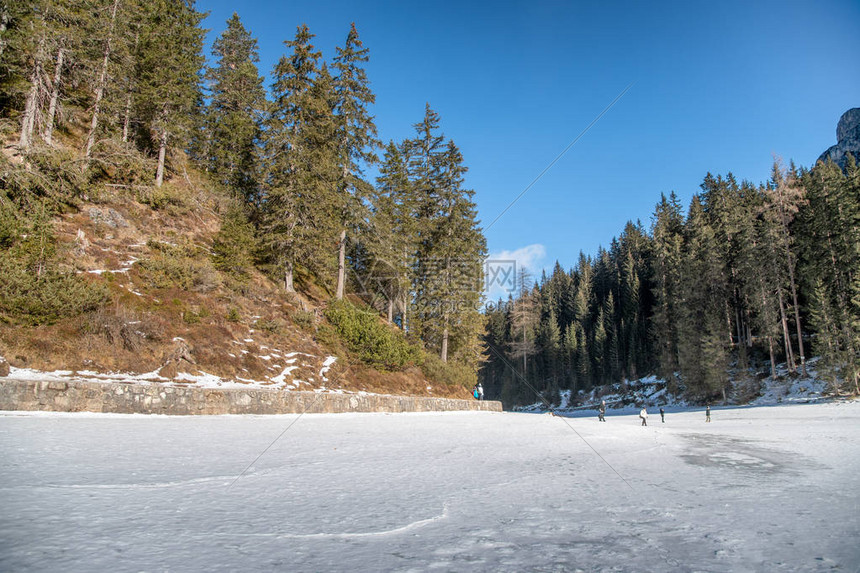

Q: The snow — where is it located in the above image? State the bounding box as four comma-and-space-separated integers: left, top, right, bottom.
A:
521, 359, 836, 416
271, 365, 300, 384
1, 345, 339, 393
1, 402, 858, 571
319, 356, 337, 380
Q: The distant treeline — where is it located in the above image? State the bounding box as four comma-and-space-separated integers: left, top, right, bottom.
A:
1, 3, 486, 376
481, 161, 860, 405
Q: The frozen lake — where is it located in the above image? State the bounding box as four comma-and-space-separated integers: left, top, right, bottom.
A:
1, 402, 858, 572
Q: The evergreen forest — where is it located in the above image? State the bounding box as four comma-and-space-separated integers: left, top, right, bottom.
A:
481, 164, 860, 406
1, 1, 858, 407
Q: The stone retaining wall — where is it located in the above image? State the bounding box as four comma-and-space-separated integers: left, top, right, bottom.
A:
0, 379, 502, 415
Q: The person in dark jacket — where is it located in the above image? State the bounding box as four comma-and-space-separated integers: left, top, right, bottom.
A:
660, 407, 665, 423
706, 404, 711, 422
598, 400, 606, 422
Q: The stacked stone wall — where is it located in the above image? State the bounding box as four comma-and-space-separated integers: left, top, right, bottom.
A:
0, 379, 502, 415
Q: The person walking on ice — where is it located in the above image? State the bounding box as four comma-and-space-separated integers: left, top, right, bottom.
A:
660, 407, 665, 423
706, 404, 711, 422
598, 400, 606, 422
640, 407, 648, 426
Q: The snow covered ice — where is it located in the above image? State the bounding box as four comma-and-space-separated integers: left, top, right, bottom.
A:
1, 403, 859, 572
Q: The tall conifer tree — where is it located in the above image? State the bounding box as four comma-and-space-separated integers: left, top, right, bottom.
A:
332, 23, 378, 299
260, 25, 339, 291
134, 0, 205, 186
202, 13, 267, 203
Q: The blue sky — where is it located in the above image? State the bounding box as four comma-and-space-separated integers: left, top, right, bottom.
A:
199, 0, 860, 280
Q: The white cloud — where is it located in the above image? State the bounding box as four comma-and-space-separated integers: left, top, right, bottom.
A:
484, 244, 546, 303
488, 244, 546, 272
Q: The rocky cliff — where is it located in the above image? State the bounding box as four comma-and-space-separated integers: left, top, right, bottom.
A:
818, 107, 860, 169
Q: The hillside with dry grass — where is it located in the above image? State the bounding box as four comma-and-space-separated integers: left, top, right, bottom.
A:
0, 142, 472, 401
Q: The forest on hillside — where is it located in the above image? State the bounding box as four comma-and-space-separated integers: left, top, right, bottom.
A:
481, 163, 860, 405
1, 1, 486, 382
1, 2, 858, 406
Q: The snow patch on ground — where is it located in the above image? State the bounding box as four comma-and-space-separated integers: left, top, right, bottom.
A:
319, 356, 337, 380
520, 359, 836, 415
2, 347, 342, 393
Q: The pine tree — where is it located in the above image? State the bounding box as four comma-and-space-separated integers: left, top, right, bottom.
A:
418, 139, 486, 362
406, 105, 487, 362
83, 0, 127, 160
133, 0, 205, 186
5, 0, 80, 151
650, 192, 684, 388
201, 13, 267, 203
368, 140, 418, 324
765, 159, 808, 375
332, 22, 378, 299
509, 268, 538, 374
797, 157, 860, 392
211, 203, 257, 279
259, 25, 339, 292
570, 255, 593, 387
678, 194, 730, 400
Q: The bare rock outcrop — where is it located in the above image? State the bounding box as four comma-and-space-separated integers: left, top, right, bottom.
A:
818, 107, 860, 170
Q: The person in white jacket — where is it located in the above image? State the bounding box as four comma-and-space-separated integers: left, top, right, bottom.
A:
639, 407, 648, 426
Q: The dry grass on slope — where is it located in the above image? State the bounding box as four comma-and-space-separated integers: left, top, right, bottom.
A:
0, 173, 469, 399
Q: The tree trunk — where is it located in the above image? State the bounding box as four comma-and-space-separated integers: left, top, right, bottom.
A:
775, 177, 809, 378
725, 302, 734, 346
122, 91, 132, 143
122, 30, 139, 144
777, 287, 795, 372
85, 0, 120, 160
43, 47, 65, 145
387, 298, 393, 323
441, 324, 448, 363
0, 6, 9, 58
284, 260, 295, 293
791, 290, 807, 377
19, 53, 43, 151
767, 335, 776, 379
336, 229, 346, 299
734, 306, 744, 347
760, 284, 777, 378
155, 108, 168, 187
522, 321, 527, 374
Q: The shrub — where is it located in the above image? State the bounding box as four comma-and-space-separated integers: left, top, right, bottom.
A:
1, 146, 88, 209
0, 194, 21, 249
324, 299, 419, 371
420, 351, 476, 389
291, 309, 315, 330
0, 257, 109, 325
136, 182, 188, 212
183, 310, 201, 324
254, 318, 283, 334
212, 205, 257, 279
81, 308, 163, 351
0, 201, 109, 325
87, 138, 152, 187
137, 240, 221, 292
